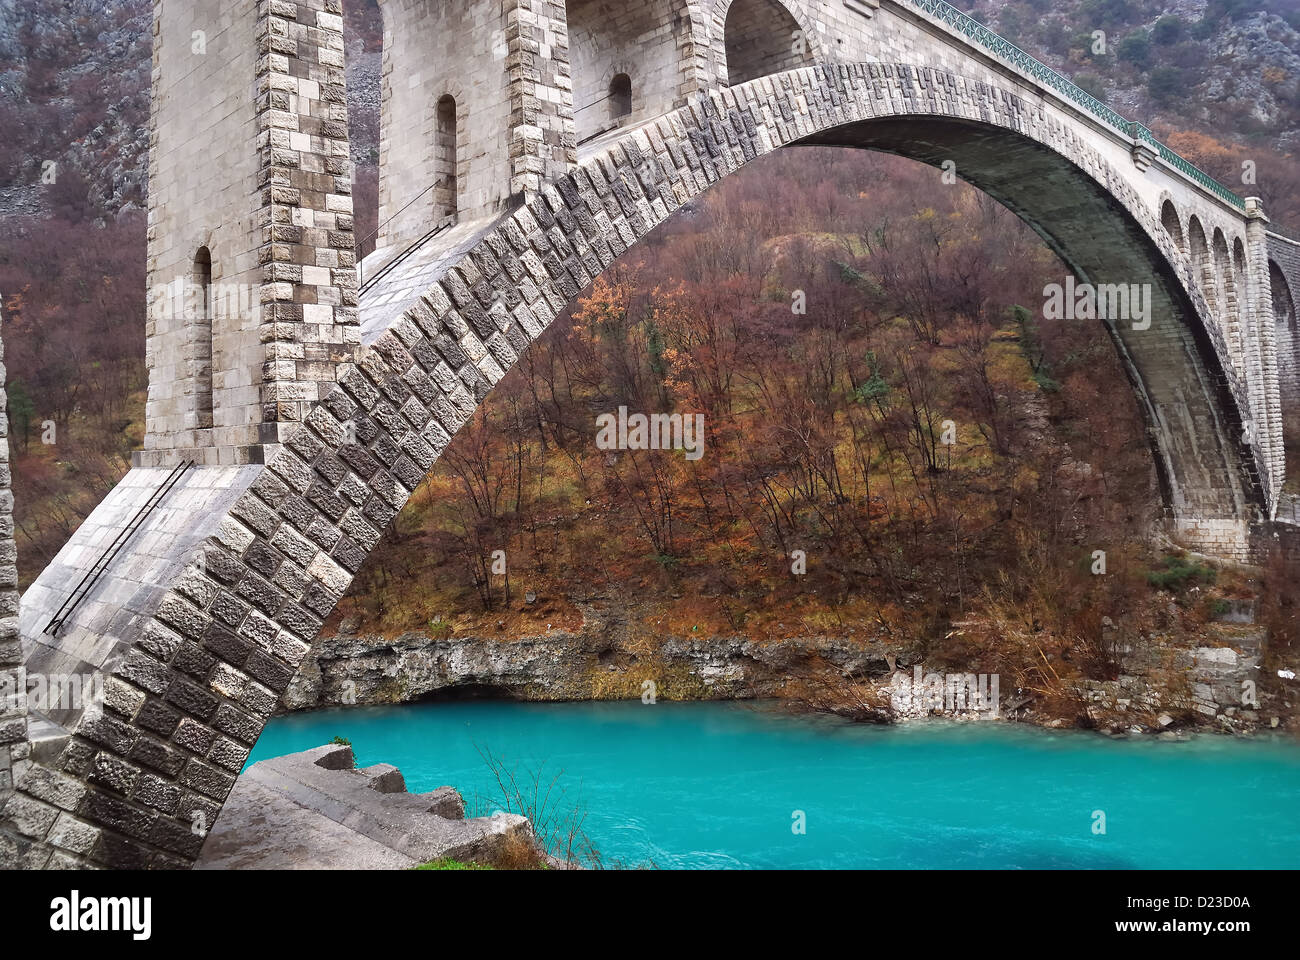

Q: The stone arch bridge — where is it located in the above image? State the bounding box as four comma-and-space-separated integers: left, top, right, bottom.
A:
2, 0, 1299, 868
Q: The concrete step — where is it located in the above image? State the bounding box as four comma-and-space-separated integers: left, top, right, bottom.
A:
196, 743, 534, 869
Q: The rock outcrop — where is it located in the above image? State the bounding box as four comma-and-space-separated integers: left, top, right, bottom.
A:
282, 598, 1286, 737
282, 614, 909, 712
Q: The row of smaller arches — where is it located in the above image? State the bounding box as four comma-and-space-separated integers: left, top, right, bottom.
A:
1160, 199, 1297, 354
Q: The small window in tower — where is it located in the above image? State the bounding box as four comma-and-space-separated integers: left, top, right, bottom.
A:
610, 74, 632, 122
192, 246, 214, 432
435, 94, 458, 223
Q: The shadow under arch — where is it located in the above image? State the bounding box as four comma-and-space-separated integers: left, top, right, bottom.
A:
1160, 199, 1185, 257
776, 115, 1257, 523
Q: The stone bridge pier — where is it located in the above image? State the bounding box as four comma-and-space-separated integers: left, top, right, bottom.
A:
2, 0, 1298, 868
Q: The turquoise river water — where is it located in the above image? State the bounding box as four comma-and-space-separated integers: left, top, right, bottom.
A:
247, 700, 1300, 869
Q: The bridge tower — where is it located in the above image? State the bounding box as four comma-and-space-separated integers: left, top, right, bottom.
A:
139, 0, 359, 468
372, 0, 579, 261
370, 0, 717, 265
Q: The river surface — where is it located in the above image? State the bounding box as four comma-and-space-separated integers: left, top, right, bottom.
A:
248, 700, 1300, 869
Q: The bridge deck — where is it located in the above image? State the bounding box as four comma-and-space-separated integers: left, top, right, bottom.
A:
19, 466, 260, 728
358, 218, 501, 345
357, 118, 665, 345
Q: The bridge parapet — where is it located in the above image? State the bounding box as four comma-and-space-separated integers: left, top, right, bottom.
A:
895, 0, 1245, 210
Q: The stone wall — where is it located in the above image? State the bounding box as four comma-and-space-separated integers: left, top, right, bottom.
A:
141, 0, 264, 464
718, 0, 816, 85
0, 314, 27, 855
375, 0, 516, 252
18, 467, 261, 732
506, 0, 577, 201
374, 0, 578, 258
569, 0, 694, 143
257, 0, 361, 449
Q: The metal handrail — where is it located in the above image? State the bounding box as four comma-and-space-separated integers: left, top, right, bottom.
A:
358, 221, 452, 298
903, 0, 1246, 210
43, 459, 195, 637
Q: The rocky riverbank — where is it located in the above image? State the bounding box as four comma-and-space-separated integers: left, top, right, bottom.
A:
284, 614, 910, 709
283, 595, 1297, 738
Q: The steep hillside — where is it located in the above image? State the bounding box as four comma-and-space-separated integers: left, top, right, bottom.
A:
963, 0, 1300, 225
1, 1, 1298, 222
967, 0, 1300, 146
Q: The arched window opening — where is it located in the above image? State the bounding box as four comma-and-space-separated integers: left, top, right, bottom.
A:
1272, 261, 1299, 407
567, 0, 693, 143
192, 246, 214, 432
610, 73, 632, 122
1272, 261, 1298, 331
1160, 200, 1185, 257
1188, 217, 1216, 316
724, 0, 816, 87
435, 94, 458, 224
1212, 229, 1239, 357
1232, 239, 1249, 327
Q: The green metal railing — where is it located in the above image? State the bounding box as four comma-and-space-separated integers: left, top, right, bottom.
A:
904, 0, 1246, 210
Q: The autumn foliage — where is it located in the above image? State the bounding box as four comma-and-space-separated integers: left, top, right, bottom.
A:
337, 148, 1163, 676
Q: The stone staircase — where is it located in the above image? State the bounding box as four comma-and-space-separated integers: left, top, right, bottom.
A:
194, 743, 535, 870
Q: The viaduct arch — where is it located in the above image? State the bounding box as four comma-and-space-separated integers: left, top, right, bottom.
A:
1, 0, 1297, 869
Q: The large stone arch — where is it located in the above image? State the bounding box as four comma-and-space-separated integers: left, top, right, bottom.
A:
794, 122, 1252, 525
1212, 228, 1242, 369
3, 62, 1266, 869
1188, 217, 1216, 318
